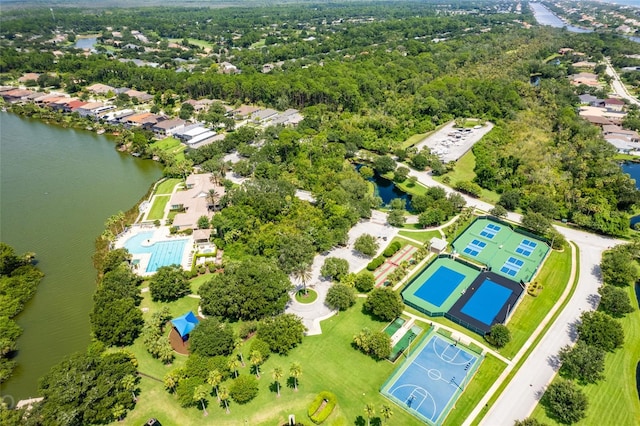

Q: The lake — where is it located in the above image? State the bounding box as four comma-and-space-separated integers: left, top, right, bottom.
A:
0, 112, 162, 401
530, 2, 593, 33
621, 162, 640, 227
74, 36, 97, 51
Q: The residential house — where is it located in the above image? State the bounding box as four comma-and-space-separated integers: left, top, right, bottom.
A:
602, 98, 625, 112
232, 105, 261, 119
86, 83, 116, 95
169, 173, 226, 230
219, 62, 240, 74
123, 112, 159, 128
125, 89, 153, 103
270, 109, 304, 126
152, 118, 186, 137
251, 108, 279, 124
2, 89, 35, 103
578, 94, 598, 105
18, 73, 40, 83
64, 100, 87, 112
603, 125, 640, 142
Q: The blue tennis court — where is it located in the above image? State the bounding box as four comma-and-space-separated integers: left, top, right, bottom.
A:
460, 279, 513, 326
479, 223, 501, 239
500, 256, 525, 277
382, 334, 481, 425
414, 266, 465, 307
515, 239, 537, 257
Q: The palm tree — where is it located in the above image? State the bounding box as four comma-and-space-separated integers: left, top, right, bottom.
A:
115, 211, 126, 233
207, 189, 220, 211
163, 370, 180, 393
380, 404, 393, 424
249, 350, 263, 378
112, 404, 126, 422
193, 384, 209, 417
207, 369, 223, 402
121, 374, 137, 402
289, 362, 302, 392
158, 339, 174, 365
235, 340, 246, 367
219, 386, 230, 414
272, 367, 283, 397
292, 263, 313, 295
228, 358, 241, 379
365, 403, 376, 426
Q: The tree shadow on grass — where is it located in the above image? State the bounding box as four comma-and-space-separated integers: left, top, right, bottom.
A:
268, 381, 279, 394
286, 376, 297, 390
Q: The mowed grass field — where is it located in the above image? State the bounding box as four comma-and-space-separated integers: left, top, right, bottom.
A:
147, 195, 170, 220
432, 151, 499, 203
118, 298, 426, 426
155, 178, 181, 195
530, 284, 640, 426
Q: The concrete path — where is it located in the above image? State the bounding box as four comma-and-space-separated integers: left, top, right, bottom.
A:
286, 210, 399, 335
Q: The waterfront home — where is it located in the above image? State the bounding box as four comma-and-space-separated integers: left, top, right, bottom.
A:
152, 118, 186, 137
2, 89, 36, 103
123, 112, 159, 128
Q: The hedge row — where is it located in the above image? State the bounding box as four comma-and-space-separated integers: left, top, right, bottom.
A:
383, 241, 402, 257
307, 391, 337, 424
366, 255, 385, 271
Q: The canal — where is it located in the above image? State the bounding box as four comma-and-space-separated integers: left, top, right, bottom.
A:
0, 112, 163, 401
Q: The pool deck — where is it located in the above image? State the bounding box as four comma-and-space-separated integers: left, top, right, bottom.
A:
113, 225, 194, 276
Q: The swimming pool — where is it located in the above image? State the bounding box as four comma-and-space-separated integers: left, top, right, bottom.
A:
123, 231, 189, 273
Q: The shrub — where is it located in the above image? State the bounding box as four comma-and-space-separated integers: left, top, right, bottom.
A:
238, 321, 258, 340
366, 256, 385, 271
354, 271, 375, 293
307, 391, 337, 424
383, 241, 402, 257
249, 338, 271, 359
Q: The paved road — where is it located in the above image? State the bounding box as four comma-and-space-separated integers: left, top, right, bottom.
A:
605, 57, 640, 106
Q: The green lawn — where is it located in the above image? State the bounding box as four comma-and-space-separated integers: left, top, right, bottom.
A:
152, 137, 186, 162
432, 151, 499, 203
155, 178, 181, 195
530, 284, 640, 426
168, 38, 214, 49
189, 273, 213, 294
401, 132, 429, 149
398, 230, 441, 243
147, 195, 170, 221
119, 299, 427, 426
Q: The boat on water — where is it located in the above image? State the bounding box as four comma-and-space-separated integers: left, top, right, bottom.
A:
96, 129, 105, 134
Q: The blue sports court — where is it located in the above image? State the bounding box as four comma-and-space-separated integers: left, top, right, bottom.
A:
414, 266, 465, 307
381, 333, 482, 425
460, 279, 513, 326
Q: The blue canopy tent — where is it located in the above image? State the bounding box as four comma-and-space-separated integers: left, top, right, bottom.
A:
171, 311, 199, 341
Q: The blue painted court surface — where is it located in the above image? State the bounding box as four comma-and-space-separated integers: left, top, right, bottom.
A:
383, 334, 480, 425
123, 231, 188, 273
460, 279, 513, 325
414, 266, 465, 307
462, 239, 486, 257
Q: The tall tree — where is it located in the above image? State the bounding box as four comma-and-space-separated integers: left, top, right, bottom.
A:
193, 384, 209, 417
380, 404, 394, 424
207, 369, 223, 403
541, 379, 588, 424
219, 386, 230, 414
250, 350, 263, 378
272, 367, 283, 397
289, 362, 302, 391
365, 403, 376, 426
228, 358, 241, 379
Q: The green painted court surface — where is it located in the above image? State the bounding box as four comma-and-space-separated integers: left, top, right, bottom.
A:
402, 258, 479, 315
451, 218, 549, 283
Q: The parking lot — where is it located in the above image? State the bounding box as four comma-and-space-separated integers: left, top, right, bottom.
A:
415, 121, 494, 163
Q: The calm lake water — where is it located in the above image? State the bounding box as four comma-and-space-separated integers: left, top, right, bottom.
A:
530, 2, 592, 33
0, 112, 162, 401
74, 36, 97, 51
621, 162, 640, 227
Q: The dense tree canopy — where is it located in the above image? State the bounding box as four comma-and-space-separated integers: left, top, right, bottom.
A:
541, 379, 588, 425
256, 314, 306, 354
189, 318, 236, 357
149, 264, 190, 302
577, 311, 624, 352
363, 288, 403, 321
325, 283, 357, 311
558, 341, 605, 384
37, 347, 138, 425
199, 257, 292, 320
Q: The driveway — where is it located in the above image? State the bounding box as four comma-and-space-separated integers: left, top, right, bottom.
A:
286, 210, 399, 335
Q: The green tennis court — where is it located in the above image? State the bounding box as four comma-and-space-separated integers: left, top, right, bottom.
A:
451, 218, 549, 283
